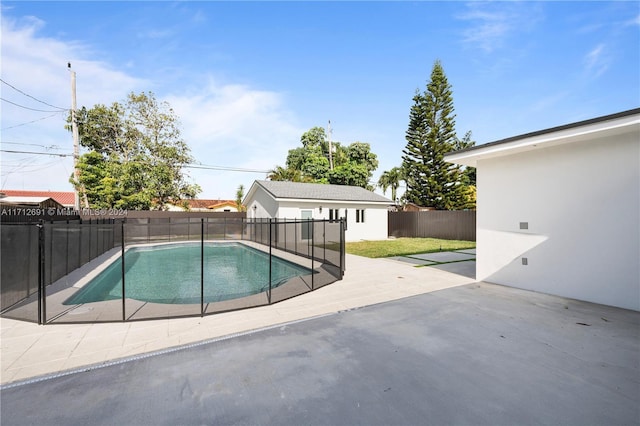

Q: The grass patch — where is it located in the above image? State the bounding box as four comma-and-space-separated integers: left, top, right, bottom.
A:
345, 238, 475, 258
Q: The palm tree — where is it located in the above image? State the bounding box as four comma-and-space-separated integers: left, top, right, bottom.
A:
267, 165, 307, 182
377, 167, 402, 203
235, 184, 245, 212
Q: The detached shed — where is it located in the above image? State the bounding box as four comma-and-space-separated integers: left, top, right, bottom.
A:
445, 108, 640, 311
243, 180, 392, 242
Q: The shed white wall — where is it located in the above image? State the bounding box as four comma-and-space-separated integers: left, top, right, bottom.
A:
246, 195, 388, 242
246, 190, 279, 219
476, 132, 639, 311
278, 201, 388, 242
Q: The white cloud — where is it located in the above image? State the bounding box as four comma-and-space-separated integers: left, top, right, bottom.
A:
1, 15, 148, 191
1, 13, 302, 199
584, 43, 610, 78
165, 77, 304, 198
457, 2, 542, 53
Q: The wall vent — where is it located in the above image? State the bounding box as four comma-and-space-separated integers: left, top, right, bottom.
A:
519, 222, 528, 230
522, 257, 528, 266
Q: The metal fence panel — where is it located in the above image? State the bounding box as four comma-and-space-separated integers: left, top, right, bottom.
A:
0, 224, 38, 314
388, 211, 476, 241
49, 225, 68, 285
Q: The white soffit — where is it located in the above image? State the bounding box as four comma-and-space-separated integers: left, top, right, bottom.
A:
445, 111, 640, 167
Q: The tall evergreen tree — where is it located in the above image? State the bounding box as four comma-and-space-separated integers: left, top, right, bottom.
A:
401, 60, 470, 210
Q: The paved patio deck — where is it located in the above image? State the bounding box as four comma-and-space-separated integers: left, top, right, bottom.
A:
1, 253, 475, 385
1, 270, 638, 425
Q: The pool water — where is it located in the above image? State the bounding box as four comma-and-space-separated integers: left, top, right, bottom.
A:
63, 242, 312, 305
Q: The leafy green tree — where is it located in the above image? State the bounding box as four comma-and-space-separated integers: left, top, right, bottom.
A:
69, 92, 200, 210
377, 167, 403, 203
276, 126, 378, 188
401, 60, 473, 210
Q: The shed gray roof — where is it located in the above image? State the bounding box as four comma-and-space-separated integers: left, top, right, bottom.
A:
254, 181, 392, 204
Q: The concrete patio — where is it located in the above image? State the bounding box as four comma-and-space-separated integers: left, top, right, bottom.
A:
1, 251, 638, 425
1, 252, 475, 385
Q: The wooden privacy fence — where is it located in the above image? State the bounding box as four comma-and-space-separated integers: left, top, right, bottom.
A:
388, 211, 476, 241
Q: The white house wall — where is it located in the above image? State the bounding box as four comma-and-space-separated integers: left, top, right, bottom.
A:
247, 190, 279, 219
265, 200, 388, 242
476, 132, 639, 311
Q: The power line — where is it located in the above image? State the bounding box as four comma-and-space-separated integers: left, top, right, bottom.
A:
0, 78, 67, 110
1, 112, 65, 131
0, 150, 269, 173
0, 149, 73, 157
1, 141, 65, 150
1, 97, 68, 113
185, 164, 270, 173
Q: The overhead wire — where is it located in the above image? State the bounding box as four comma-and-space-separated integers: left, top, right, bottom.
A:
0, 141, 65, 150
0, 78, 68, 110
0, 149, 73, 157
1, 112, 66, 131
185, 163, 270, 173
0, 150, 270, 174
1, 97, 68, 113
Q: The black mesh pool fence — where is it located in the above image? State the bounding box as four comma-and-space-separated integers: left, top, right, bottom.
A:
1, 218, 345, 324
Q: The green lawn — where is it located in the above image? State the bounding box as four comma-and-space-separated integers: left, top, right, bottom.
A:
345, 238, 475, 258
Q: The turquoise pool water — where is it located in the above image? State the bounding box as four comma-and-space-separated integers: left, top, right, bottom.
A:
63, 242, 311, 305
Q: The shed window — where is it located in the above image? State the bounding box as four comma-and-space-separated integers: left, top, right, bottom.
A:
329, 209, 339, 222
356, 209, 365, 223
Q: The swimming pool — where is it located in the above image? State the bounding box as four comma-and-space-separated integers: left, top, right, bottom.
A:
63, 242, 312, 305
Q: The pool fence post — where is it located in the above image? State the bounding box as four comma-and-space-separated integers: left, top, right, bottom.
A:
121, 221, 126, 322
311, 220, 315, 291
201, 218, 204, 317
284, 219, 287, 253
37, 221, 45, 325
323, 220, 326, 264
65, 219, 70, 275
341, 218, 345, 278
268, 218, 272, 304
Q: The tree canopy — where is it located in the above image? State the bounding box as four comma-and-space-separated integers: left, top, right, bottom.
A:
69, 92, 200, 210
270, 126, 379, 189
400, 60, 475, 210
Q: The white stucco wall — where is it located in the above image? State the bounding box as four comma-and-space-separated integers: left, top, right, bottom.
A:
278, 201, 388, 242
246, 196, 389, 242
476, 132, 639, 311
246, 190, 279, 219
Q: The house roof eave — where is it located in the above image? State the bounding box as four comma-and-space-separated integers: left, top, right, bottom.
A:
445, 108, 640, 167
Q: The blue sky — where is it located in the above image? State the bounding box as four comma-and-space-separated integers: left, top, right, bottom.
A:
2, 1, 638, 200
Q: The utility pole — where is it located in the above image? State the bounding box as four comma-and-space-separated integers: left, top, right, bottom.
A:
327, 120, 334, 170
69, 63, 81, 210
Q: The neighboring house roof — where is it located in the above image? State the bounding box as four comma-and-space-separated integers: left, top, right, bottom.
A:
208, 200, 238, 209
181, 199, 237, 209
1, 196, 53, 204
403, 203, 436, 212
445, 108, 640, 168
0, 196, 64, 210
0, 190, 75, 207
248, 180, 392, 204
